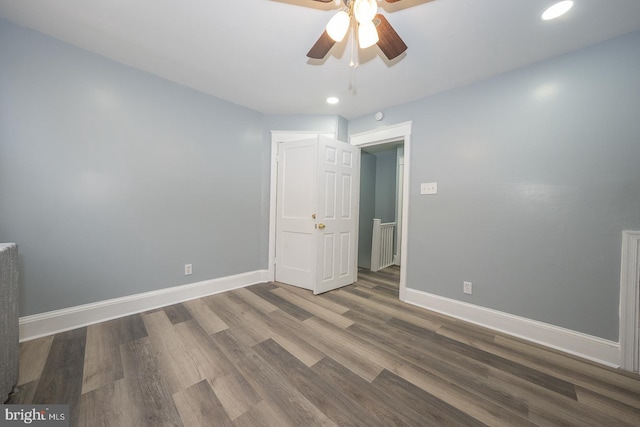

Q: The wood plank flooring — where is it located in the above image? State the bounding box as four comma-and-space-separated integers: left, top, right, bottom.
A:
8, 266, 640, 426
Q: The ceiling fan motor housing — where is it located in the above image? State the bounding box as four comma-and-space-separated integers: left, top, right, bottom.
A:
307, 0, 408, 60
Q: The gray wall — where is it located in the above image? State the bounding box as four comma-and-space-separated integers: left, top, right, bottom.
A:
349, 31, 640, 341
263, 115, 345, 138
374, 150, 398, 223
358, 152, 376, 269
0, 17, 350, 319
0, 19, 266, 316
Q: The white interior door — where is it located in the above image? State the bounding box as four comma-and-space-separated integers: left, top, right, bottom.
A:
275, 136, 360, 294
314, 136, 360, 293
275, 138, 317, 290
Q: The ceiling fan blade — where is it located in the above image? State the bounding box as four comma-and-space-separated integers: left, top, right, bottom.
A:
307, 30, 336, 59
375, 14, 407, 60
384, 0, 403, 2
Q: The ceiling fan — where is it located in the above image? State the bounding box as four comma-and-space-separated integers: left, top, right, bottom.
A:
307, 0, 408, 61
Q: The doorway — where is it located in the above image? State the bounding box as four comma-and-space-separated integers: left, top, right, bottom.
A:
268, 122, 412, 300
358, 141, 404, 273
349, 121, 412, 300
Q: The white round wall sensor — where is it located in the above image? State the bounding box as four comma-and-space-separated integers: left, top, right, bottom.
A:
374, 111, 384, 121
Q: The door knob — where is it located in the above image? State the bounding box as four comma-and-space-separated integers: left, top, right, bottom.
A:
317, 223, 326, 230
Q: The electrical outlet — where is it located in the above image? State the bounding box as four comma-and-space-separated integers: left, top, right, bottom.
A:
463, 281, 472, 294
420, 182, 438, 195
185, 264, 192, 275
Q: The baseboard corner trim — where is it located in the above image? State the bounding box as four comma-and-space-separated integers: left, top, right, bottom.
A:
19, 269, 269, 342
403, 287, 621, 368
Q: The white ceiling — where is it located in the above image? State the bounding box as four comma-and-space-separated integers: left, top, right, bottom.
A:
1, 0, 640, 119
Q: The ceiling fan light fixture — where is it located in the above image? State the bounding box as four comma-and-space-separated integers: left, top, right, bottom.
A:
353, 0, 378, 24
358, 20, 379, 49
326, 11, 350, 42
541, 1, 574, 20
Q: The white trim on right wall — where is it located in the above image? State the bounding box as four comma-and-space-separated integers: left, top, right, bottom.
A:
404, 288, 621, 368
402, 230, 640, 369
620, 230, 640, 372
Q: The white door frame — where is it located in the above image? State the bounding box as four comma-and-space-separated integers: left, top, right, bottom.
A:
268, 131, 336, 283
620, 230, 640, 372
350, 121, 412, 300
395, 154, 404, 266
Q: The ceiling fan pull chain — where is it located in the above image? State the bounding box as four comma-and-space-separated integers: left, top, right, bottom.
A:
349, 66, 358, 95
349, 22, 358, 95
349, 20, 359, 68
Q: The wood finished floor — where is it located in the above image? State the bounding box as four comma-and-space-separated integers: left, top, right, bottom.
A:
8, 266, 640, 426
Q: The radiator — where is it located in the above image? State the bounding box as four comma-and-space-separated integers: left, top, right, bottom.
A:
371, 219, 396, 272
1, 243, 18, 403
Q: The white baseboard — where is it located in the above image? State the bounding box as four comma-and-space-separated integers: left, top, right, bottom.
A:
19, 269, 270, 342
403, 287, 621, 368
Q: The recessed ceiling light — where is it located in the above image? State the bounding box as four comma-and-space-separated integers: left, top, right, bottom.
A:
326, 97, 339, 104
541, 1, 574, 21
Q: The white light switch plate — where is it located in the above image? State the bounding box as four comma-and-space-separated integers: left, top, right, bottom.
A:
420, 182, 438, 195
